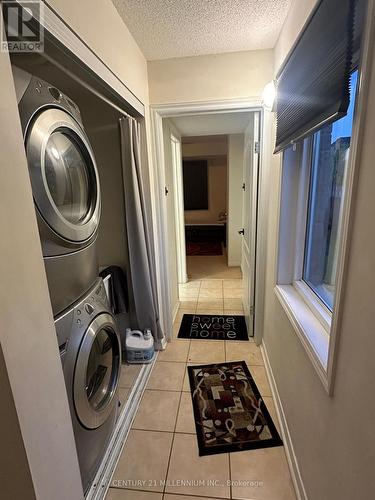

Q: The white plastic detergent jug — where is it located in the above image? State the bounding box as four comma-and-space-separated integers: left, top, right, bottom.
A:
125, 328, 154, 363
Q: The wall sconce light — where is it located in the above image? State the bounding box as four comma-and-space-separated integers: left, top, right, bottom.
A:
262, 80, 277, 111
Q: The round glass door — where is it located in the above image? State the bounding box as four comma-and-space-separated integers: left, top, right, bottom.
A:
74, 313, 121, 429
86, 327, 115, 411
26, 108, 101, 242
44, 131, 93, 225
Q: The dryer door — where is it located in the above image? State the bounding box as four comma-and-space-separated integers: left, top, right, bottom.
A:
74, 313, 121, 429
26, 108, 100, 242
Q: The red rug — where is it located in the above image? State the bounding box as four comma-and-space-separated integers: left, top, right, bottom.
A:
186, 241, 223, 256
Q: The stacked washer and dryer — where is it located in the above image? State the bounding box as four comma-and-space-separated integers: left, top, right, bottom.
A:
13, 67, 122, 493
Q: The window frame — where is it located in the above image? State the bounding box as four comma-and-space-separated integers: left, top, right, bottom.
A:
274, 41, 371, 394
275, 138, 332, 384
292, 136, 333, 332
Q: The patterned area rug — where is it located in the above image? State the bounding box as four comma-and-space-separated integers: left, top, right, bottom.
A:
188, 361, 282, 456
178, 314, 248, 341
186, 241, 223, 256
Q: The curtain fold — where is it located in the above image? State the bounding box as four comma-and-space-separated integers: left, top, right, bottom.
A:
119, 116, 164, 348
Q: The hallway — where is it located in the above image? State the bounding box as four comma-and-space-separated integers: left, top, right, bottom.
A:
187, 255, 242, 281
107, 280, 296, 500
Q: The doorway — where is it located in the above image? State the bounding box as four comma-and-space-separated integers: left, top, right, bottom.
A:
158, 107, 261, 339
182, 135, 229, 277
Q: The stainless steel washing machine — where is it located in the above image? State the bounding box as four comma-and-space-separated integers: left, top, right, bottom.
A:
55, 278, 121, 493
13, 66, 101, 315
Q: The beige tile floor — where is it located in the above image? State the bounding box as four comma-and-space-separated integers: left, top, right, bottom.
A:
178, 278, 245, 315
107, 279, 296, 500
118, 362, 143, 410
187, 254, 242, 280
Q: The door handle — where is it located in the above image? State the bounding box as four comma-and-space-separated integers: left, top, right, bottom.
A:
238, 229, 244, 235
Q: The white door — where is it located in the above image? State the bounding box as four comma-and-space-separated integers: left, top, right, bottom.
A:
241, 112, 260, 337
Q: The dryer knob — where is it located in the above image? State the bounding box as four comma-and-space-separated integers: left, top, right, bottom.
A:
85, 303, 95, 315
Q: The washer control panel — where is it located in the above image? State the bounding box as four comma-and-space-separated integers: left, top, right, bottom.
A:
84, 303, 95, 315
55, 278, 110, 349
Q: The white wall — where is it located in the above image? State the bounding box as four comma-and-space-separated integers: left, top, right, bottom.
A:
227, 134, 244, 266
274, 0, 318, 73
260, 2, 375, 499
182, 140, 228, 158
148, 49, 273, 104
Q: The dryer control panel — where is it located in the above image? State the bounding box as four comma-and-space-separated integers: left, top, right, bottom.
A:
13, 66, 84, 135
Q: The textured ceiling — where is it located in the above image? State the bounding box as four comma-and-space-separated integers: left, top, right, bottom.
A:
111, 0, 292, 60
171, 112, 253, 136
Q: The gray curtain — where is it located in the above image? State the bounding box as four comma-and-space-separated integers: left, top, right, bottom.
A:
119, 116, 164, 348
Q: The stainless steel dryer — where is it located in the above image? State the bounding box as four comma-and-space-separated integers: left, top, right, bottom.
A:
55, 278, 121, 493
13, 66, 101, 315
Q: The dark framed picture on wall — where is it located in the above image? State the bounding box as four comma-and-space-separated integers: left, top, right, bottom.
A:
183, 159, 208, 210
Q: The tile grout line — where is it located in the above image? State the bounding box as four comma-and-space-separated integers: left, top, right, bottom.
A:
164, 489, 229, 499
162, 373, 185, 496
161, 428, 176, 495
111, 485, 225, 498
158, 360, 191, 364
195, 280, 201, 314
165, 490, 229, 499
129, 428, 196, 438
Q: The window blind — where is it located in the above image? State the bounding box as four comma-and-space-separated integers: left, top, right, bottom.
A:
274, 0, 361, 153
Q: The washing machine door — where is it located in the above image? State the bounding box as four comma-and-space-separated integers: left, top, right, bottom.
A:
74, 313, 121, 429
26, 108, 100, 242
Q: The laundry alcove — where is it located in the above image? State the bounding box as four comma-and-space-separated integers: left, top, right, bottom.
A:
7, 13, 163, 497
10, 44, 163, 333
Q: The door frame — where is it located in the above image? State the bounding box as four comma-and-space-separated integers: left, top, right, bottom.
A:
170, 134, 188, 284
150, 98, 271, 345
241, 111, 261, 338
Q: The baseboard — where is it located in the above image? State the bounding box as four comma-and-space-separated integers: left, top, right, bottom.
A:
158, 301, 179, 348
159, 336, 168, 350
260, 342, 308, 500
160, 301, 181, 348
172, 301, 180, 323
227, 259, 241, 267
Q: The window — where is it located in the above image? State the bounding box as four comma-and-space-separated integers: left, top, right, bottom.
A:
273, 0, 366, 393
303, 71, 358, 310
275, 70, 359, 385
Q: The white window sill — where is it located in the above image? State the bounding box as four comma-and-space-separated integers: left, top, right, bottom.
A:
293, 280, 332, 332
274, 284, 330, 390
